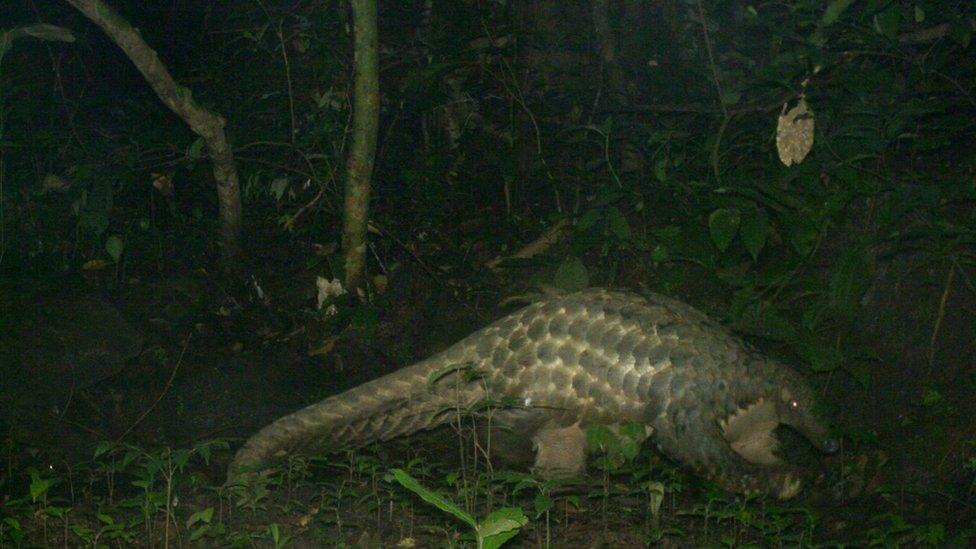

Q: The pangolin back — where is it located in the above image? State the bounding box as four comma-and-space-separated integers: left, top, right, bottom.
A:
228, 289, 740, 483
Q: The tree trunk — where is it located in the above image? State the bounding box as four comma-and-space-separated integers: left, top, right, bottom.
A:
341, 0, 380, 294
66, 0, 243, 272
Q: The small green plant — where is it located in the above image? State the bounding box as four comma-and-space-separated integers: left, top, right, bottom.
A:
866, 512, 946, 546
389, 468, 527, 549
186, 507, 221, 542
681, 495, 818, 547
266, 522, 292, 548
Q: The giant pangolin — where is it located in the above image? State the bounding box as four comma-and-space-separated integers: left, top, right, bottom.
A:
228, 289, 838, 498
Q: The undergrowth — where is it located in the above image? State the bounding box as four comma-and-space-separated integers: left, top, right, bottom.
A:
2, 431, 971, 547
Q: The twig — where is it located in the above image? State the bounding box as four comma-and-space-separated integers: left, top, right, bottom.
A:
285, 187, 324, 230
486, 218, 570, 270
52, 416, 107, 439
117, 335, 191, 442
479, 18, 557, 193
599, 97, 787, 115
696, 0, 729, 182
367, 221, 440, 283
898, 18, 976, 44
927, 263, 955, 380
277, 20, 297, 143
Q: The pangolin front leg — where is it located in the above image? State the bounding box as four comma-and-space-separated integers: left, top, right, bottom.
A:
663, 424, 804, 499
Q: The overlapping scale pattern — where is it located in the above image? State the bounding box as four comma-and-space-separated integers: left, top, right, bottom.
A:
228, 288, 832, 499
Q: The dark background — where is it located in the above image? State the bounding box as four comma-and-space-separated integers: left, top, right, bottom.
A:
1, 0, 974, 545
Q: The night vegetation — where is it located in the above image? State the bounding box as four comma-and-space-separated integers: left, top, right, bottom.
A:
1, 0, 974, 546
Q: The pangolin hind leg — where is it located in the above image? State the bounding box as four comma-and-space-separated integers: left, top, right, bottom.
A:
530, 422, 588, 478
473, 409, 589, 479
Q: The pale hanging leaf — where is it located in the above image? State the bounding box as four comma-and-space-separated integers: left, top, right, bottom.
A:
1, 24, 74, 61
269, 177, 289, 201
776, 98, 815, 166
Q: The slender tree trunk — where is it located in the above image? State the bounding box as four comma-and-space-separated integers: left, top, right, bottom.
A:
341, 0, 380, 293
66, 0, 243, 271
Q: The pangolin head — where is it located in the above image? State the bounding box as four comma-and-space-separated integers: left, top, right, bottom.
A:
721, 363, 839, 466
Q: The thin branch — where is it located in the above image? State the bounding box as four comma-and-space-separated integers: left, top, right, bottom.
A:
117, 335, 191, 442
927, 264, 955, 380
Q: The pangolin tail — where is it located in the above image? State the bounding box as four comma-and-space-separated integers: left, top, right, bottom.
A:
226, 356, 482, 484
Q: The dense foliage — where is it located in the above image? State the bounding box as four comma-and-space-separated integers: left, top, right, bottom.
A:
1, 0, 974, 545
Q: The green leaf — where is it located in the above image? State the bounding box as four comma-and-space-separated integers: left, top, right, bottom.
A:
730, 294, 795, 341
390, 469, 477, 528
949, 18, 971, 48
844, 361, 871, 389
533, 493, 553, 517
584, 424, 619, 453
189, 524, 212, 541
577, 208, 601, 231
873, 8, 901, 39
479, 507, 528, 549
187, 138, 204, 162
186, 507, 214, 528
621, 438, 640, 460
822, 0, 856, 25
70, 524, 93, 541
618, 421, 646, 442
740, 210, 769, 261
650, 244, 669, 262
787, 218, 819, 256
606, 206, 631, 241
922, 523, 945, 544
44, 506, 68, 518
553, 256, 589, 292
653, 158, 667, 182
721, 89, 741, 106
0, 35, 11, 62
828, 245, 873, 321
920, 387, 943, 407
29, 472, 53, 502
708, 208, 740, 252
93, 441, 115, 459
793, 330, 843, 373
105, 235, 124, 263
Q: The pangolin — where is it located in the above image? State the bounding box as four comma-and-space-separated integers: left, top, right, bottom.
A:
228, 289, 838, 499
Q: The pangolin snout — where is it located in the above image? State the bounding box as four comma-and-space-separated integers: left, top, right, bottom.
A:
795, 419, 839, 455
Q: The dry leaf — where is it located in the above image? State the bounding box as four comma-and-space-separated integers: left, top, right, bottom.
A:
776, 98, 815, 166
81, 259, 111, 271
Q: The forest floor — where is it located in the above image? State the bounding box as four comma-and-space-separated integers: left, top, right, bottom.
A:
2, 255, 974, 547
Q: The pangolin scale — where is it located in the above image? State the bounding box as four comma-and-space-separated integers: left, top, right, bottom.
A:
229, 289, 837, 498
